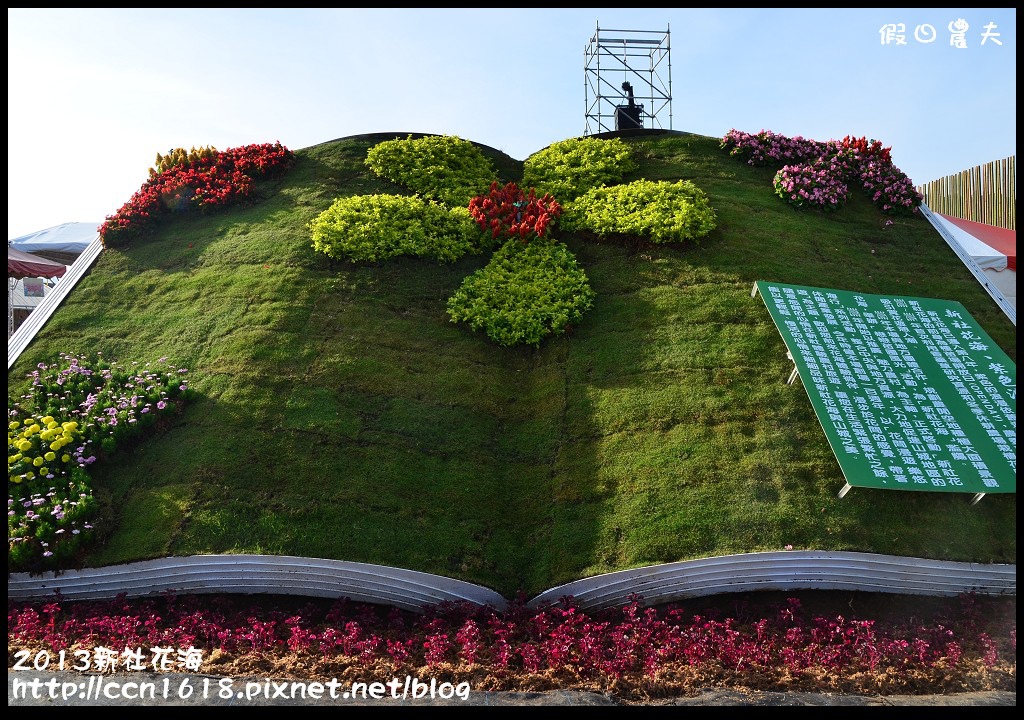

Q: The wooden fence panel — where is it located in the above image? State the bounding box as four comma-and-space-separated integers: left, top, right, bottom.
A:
916, 156, 1015, 231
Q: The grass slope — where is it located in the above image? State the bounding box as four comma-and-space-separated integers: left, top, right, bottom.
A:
9, 131, 1016, 597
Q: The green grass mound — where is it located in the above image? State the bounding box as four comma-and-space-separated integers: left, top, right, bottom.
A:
7, 130, 1016, 597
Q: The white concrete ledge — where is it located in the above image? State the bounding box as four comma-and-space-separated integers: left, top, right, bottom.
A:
529, 551, 1017, 611
920, 203, 1016, 325
7, 555, 508, 612
7, 551, 1015, 613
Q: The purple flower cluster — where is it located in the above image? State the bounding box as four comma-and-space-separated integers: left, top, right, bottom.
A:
9, 352, 190, 571
721, 129, 923, 215
18, 352, 189, 454
8, 475, 96, 568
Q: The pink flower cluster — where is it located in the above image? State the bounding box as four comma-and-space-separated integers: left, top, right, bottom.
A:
773, 157, 850, 212
721, 129, 831, 167
99, 142, 295, 247
721, 129, 922, 215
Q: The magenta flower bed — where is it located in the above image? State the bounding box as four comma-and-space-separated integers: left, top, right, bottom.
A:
7, 592, 1015, 697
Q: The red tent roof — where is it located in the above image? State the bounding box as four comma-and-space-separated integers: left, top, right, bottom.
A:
8, 246, 67, 279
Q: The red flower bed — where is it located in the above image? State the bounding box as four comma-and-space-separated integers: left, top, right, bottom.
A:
468, 181, 562, 242
99, 142, 295, 247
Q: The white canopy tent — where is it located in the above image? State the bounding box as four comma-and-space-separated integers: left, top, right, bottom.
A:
8, 221, 99, 255
8, 222, 98, 337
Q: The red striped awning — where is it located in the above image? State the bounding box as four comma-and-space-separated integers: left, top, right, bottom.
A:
8, 246, 67, 279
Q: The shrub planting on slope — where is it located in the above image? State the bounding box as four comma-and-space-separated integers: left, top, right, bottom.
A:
561, 179, 718, 244
523, 136, 638, 202
309, 194, 491, 263
364, 134, 498, 208
447, 239, 596, 347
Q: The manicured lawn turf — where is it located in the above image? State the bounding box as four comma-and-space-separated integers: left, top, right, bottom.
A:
10, 131, 1015, 597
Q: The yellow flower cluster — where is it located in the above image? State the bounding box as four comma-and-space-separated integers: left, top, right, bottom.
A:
8, 416, 81, 484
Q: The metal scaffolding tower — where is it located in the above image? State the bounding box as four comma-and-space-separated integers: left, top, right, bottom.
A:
584, 22, 672, 135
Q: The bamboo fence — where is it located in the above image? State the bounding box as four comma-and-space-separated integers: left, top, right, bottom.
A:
916, 155, 1016, 230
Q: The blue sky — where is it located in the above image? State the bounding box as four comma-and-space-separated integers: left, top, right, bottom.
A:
7, 7, 1016, 240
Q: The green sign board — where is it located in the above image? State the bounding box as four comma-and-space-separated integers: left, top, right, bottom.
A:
754, 281, 1016, 496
